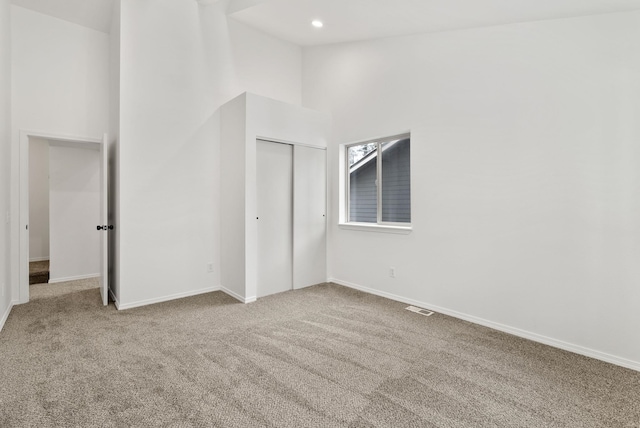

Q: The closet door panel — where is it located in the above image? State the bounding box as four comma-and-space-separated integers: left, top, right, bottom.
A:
256, 140, 293, 297
293, 146, 327, 289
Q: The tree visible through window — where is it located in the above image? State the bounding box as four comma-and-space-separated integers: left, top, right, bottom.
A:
348, 142, 376, 166
347, 134, 410, 224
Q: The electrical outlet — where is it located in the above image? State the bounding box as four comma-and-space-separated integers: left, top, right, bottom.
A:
207, 263, 214, 273
389, 267, 396, 278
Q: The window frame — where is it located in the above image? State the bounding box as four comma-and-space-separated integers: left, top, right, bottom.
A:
343, 132, 412, 231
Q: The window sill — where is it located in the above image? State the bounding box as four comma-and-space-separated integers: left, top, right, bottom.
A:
338, 222, 412, 234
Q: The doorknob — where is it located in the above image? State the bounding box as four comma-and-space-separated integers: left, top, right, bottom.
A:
97, 225, 104, 230
97, 225, 114, 231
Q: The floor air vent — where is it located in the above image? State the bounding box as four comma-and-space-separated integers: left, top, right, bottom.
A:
406, 306, 434, 316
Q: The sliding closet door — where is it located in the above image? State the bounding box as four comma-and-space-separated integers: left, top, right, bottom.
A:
293, 145, 326, 289
256, 140, 293, 297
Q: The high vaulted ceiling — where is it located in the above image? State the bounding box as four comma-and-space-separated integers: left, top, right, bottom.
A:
11, 0, 114, 34
228, 0, 640, 46
9, 0, 640, 43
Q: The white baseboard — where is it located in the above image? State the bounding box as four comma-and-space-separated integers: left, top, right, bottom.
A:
49, 273, 100, 284
29, 257, 49, 262
329, 278, 640, 373
0, 301, 14, 333
116, 286, 221, 310
221, 286, 256, 304
293, 281, 326, 291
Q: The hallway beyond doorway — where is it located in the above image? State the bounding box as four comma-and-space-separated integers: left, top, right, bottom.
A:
29, 260, 49, 285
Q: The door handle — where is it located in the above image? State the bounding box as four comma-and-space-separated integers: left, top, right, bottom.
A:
97, 225, 114, 231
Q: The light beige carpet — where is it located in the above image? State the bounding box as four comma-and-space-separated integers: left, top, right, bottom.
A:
0, 282, 638, 427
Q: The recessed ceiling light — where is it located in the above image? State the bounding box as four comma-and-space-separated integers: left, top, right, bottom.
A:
311, 20, 324, 28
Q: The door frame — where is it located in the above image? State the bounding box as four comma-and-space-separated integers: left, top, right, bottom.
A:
17, 130, 105, 304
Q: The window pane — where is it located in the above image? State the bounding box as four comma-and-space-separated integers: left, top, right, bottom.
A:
348, 143, 378, 223
381, 138, 410, 223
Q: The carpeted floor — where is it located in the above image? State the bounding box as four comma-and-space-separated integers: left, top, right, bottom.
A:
0, 282, 638, 427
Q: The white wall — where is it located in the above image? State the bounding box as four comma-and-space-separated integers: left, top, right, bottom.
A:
10, 6, 109, 299
117, 0, 302, 308
28, 137, 49, 261
228, 19, 301, 106
0, 0, 12, 329
109, 0, 120, 300
220, 95, 246, 302
303, 11, 640, 369
11, 6, 109, 137
48, 144, 101, 282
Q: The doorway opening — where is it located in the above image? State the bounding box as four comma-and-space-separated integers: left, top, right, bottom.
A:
18, 130, 109, 306
28, 137, 50, 285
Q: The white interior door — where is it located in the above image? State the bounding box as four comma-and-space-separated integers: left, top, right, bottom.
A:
293, 145, 327, 289
100, 133, 108, 305
257, 140, 293, 297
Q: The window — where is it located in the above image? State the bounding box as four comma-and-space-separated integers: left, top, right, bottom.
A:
346, 133, 411, 225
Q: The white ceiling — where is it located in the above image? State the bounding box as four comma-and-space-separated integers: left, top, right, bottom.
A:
11, 0, 114, 34
9, 0, 640, 44
229, 0, 640, 46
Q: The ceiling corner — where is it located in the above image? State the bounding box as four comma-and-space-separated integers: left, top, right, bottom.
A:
227, 0, 272, 15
